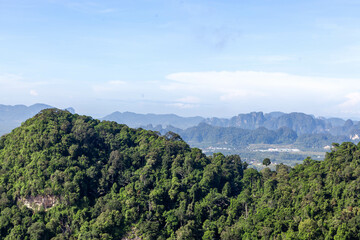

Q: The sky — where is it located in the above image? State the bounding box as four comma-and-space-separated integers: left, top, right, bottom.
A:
1, 0, 360, 119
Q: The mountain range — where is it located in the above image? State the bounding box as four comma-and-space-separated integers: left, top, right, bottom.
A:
1, 104, 359, 157
101, 111, 204, 129
1, 103, 358, 138
102, 111, 360, 151
204, 112, 352, 135
102, 111, 360, 137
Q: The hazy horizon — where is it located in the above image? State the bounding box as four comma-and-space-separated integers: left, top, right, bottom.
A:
1, 1, 360, 119
3, 102, 360, 122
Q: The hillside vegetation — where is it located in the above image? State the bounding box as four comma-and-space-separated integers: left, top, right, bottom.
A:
0, 109, 360, 239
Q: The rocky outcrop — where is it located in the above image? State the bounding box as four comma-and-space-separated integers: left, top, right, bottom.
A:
19, 195, 58, 211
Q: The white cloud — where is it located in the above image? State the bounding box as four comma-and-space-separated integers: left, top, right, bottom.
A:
3, 70, 360, 118
164, 71, 350, 98
162, 71, 360, 117
219, 89, 265, 101
337, 92, 360, 113
30, 90, 38, 96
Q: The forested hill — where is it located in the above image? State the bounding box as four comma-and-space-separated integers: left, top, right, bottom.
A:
1, 109, 360, 239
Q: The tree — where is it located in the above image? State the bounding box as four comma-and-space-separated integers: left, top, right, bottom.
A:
27, 222, 46, 240
298, 219, 320, 239
263, 158, 271, 166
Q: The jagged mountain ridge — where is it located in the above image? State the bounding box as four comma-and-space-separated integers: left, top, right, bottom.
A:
204, 112, 359, 136
2, 106, 359, 141
103, 110, 359, 137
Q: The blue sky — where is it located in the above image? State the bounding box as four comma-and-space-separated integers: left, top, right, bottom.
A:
1, 0, 360, 118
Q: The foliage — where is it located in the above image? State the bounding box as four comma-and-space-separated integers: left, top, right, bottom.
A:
263, 158, 271, 166
1, 109, 360, 239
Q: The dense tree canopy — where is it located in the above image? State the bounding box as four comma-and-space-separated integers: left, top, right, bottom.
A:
263, 158, 271, 166
1, 109, 360, 239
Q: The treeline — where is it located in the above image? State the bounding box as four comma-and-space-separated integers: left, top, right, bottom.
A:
0, 109, 360, 239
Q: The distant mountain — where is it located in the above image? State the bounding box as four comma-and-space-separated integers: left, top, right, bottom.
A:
204, 112, 321, 134
264, 111, 286, 119
102, 111, 204, 129
204, 111, 359, 136
321, 117, 346, 127
102, 111, 360, 141
65, 107, 76, 114
0, 104, 74, 136
0, 103, 52, 121
181, 123, 299, 147
2, 107, 359, 145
